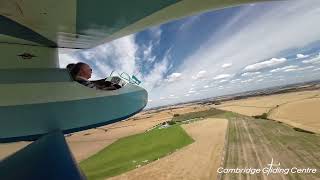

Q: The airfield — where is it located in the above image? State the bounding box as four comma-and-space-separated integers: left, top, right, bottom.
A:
1, 88, 320, 180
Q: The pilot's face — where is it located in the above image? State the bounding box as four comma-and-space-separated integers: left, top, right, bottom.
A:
80, 64, 92, 79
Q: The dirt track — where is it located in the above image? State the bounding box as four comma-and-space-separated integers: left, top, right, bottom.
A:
109, 118, 228, 180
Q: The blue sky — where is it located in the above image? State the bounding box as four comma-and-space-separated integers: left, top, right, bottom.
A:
59, 0, 320, 108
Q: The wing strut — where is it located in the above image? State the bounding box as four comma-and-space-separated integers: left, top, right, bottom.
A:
0, 131, 86, 180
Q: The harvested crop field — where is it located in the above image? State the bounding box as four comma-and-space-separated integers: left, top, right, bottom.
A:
0, 142, 30, 160
222, 115, 320, 180
269, 98, 320, 133
215, 90, 320, 133
109, 118, 228, 180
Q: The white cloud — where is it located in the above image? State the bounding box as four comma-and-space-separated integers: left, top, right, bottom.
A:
76, 1, 320, 108
219, 79, 228, 83
297, 53, 309, 59
192, 70, 207, 80
241, 72, 261, 77
313, 68, 320, 71
284, 66, 315, 72
230, 78, 241, 83
142, 57, 169, 91
302, 56, 320, 64
270, 65, 299, 73
284, 69, 296, 72
213, 74, 233, 80
58, 51, 79, 68
222, 63, 232, 68
68, 35, 138, 80
244, 58, 287, 71
148, 0, 320, 107
143, 44, 153, 58
300, 66, 315, 70
241, 79, 254, 83
165, 73, 182, 83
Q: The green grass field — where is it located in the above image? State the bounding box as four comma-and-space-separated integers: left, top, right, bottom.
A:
80, 125, 194, 180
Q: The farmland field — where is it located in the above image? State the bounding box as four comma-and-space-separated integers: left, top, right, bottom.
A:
215, 90, 320, 133
110, 118, 228, 180
80, 125, 193, 180
222, 114, 320, 180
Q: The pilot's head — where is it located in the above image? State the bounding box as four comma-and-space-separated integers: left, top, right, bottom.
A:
66, 63, 75, 71
71, 62, 92, 80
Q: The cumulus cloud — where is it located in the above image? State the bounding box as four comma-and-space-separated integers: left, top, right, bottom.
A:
213, 74, 233, 80
243, 58, 287, 71
296, 53, 309, 59
147, 0, 320, 107
241, 72, 261, 77
284, 66, 315, 72
230, 78, 241, 83
241, 79, 254, 83
165, 73, 182, 83
219, 79, 228, 83
302, 56, 320, 64
192, 70, 207, 79
270, 65, 299, 73
222, 63, 233, 68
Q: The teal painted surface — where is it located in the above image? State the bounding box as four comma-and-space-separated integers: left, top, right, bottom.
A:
0, 68, 72, 84
0, 0, 274, 49
0, 15, 57, 47
0, 84, 147, 142
76, 0, 180, 35
0, 131, 85, 180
